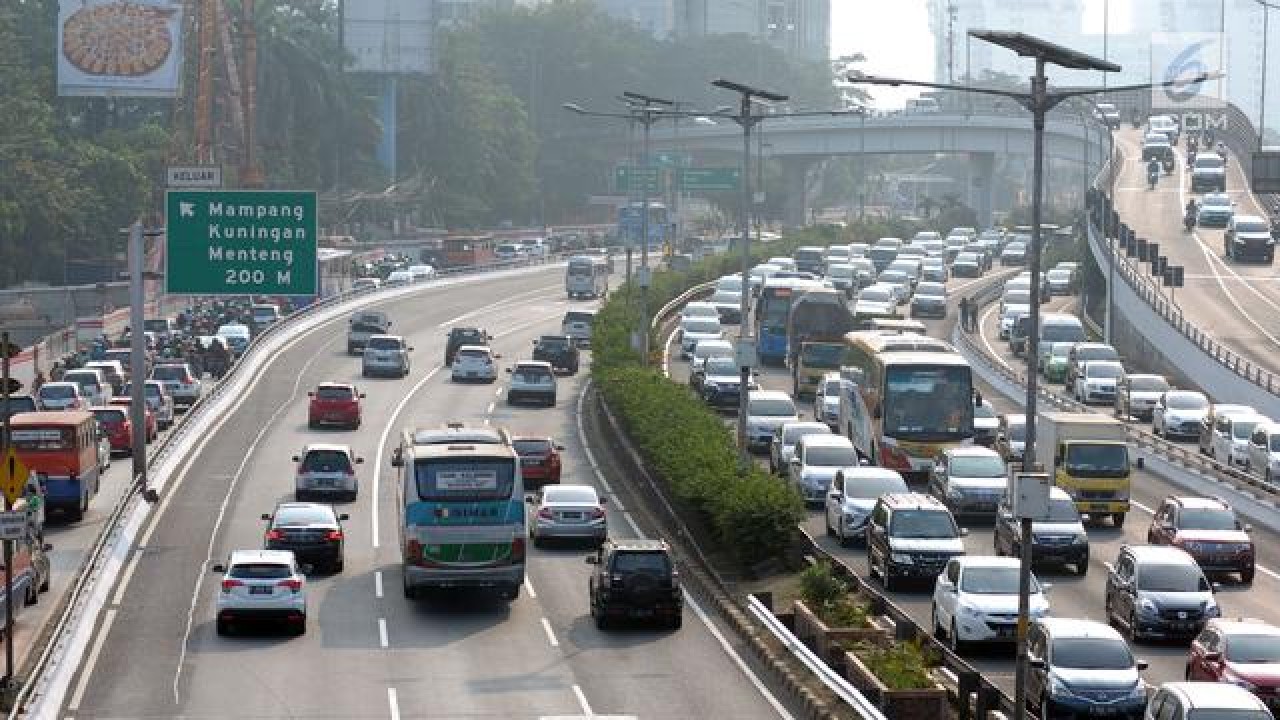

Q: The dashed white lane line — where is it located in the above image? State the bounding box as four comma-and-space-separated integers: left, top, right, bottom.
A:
375, 570, 384, 599
573, 380, 793, 720
66, 608, 117, 712
486, 401, 496, 415
524, 577, 538, 599
378, 617, 389, 648
572, 685, 593, 716
540, 617, 560, 648
387, 687, 401, 720
436, 286, 562, 327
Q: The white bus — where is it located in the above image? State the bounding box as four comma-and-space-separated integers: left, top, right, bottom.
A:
566, 255, 609, 299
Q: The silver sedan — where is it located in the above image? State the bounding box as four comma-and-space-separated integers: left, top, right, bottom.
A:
526, 484, 607, 547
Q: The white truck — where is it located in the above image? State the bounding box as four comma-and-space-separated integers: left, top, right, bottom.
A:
1035, 412, 1138, 527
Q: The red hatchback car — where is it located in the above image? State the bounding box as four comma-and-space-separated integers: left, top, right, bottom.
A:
109, 397, 157, 442
1147, 495, 1255, 583
91, 406, 134, 454
308, 383, 364, 429
513, 436, 564, 489
1187, 618, 1280, 712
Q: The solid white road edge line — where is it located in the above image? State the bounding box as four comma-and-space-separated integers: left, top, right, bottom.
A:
64, 608, 116, 713
573, 380, 794, 720
524, 577, 538, 599
571, 684, 593, 716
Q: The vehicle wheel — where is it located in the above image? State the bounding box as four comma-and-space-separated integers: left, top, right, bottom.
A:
40, 573, 49, 592
1267, 469, 1273, 486
1076, 556, 1089, 576
1243, 567, 1256, 584
668, 613, 683, 630
292, 615, 307, 636
332, 557, 344, 574
838, 525, 851, 548
25, 582, 38, 606
825, 515, 835, 537
361, 369, 369, 378
1112, 513, 1125, 527
308, 419, 318, 429
594, 610, 609, 630
403, 575, 418, 600
932, 604, 944, 638
880, 560, 895, 592
1154, 422, 1162, 438
548, 395, 557, 407
532, 533, 543, 548
216, 618, 231, 636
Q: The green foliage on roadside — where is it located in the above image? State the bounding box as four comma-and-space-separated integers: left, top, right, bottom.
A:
849, 639, 940, 690
799, 561, 870, 627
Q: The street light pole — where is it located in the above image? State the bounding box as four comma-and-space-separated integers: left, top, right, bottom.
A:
711, 78, 788, 469
622, 91, 675, 366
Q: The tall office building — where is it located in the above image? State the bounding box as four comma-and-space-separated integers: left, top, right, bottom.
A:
675, 0, 830, 62
596, 0, 677, 38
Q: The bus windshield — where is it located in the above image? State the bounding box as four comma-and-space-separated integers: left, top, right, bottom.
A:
759, 289, 795, 329
567, 259, 594, 275
883, 365, 974, 440
414, 459, 516, 502
801, 343, 843, 368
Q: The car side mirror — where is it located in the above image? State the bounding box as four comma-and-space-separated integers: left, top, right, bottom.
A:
830, 491, 843, 501
261, 513, 272, 521
212, 563, 226, 573
524, 494, 535, 504
300, 563, 315, 575
1137, 660, 1149, 671
505, 368, 513, 374
356, 457, 365, 464
599, 496, 608, 505
1028, 657, 1046, 670
1041, 582, 1053, 593
307, 391, 314, 397
493, 353, 503, 359
1204, 651, 1223, 662
408, 346, 415, 352
1135, 457, 1145, 469
584, 555, 598, 565
959, 528, 969, 537
1211, 581, 1222, 593
555, 444, 566, 451
42, 543, 53, 552
338, 513, 350, 521
789, 457, 801, 465
291, 456, 300, 463
1244, 523, 1253, 533
391, 448, 403, 467
359, 393, 366, 399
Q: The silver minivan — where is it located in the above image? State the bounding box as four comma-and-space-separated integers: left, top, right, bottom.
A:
63, 368, 110, 406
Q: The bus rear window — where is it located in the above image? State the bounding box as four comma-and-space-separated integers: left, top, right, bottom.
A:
10, 427, 73, 450
414, 460, 516, 501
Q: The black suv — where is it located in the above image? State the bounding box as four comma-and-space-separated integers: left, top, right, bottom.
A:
532, 335, 580, 374
586, 539, 682, 629
866, 493, 966, 591
445, 326, 490, 366
262, 502, 348, 573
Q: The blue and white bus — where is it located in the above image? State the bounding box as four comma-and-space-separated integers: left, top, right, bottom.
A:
392, 423, 526, 601
754, 276, 824, 365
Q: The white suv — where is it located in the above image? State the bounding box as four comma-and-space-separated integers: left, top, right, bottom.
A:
1246, 422, 1280, 482
507, 361, 557, 407
362, 334, 412, 378
931, 556, 1049, 652
451, 345, 499, 383
213, 550, 308, 636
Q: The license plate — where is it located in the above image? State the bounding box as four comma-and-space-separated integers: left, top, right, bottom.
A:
467, 372, 476, 377
631, 609, 654, 618
522, 458, 540, 466
562, 512, 582, 520
995, 626, 1015, 638
315, 479, 334, 487
249, 586, 271, 595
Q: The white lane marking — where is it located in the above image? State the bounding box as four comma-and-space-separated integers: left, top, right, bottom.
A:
111, 550, 142, 607
388, 687, 401, 720
524, 577, 537, 598
486, 401, 495, 415
495, 387, 503, 397
540, 617, 560, 648
436, 287, 562, 327
372, 366, 442, 549
378, 617, 389, 648
66, 608, 117, 712
375, 570, 384, 599
572, 685, 593, 716
574, 380, 793, 720
171, 337, 330, 703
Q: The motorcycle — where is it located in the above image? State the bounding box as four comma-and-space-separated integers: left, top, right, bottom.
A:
1149, 168, 1160, 190
1162, 157, 1175, 175
1184, 212, 1197, 231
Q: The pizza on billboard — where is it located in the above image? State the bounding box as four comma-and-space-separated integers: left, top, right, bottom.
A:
56, 0, 183, 97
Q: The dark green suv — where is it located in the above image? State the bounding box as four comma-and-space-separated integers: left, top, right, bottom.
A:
532, 335, 580, 374
445, 326, 490, 366
586, 539, 682, 629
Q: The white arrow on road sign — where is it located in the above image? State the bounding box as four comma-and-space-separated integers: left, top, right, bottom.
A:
180, 202, 195, 217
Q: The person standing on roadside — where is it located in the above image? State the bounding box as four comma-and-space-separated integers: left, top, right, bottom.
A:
959, 297, 972, 332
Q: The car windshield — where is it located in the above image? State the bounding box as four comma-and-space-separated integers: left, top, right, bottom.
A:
1044, 497, 1080, 522
1237, 220, 1271, 234
513, 439, 552, 454
783, 425, 826, 444
828, 265, 854, 278
1051, 638, 1134, 670
695, 343, 732, 359
956, 253, 979, 264
564, 312, 594, 324
612, 551, 670, 574
1178, 508, 1240, 531
1128, 376, 1169, 392
1048, 270, 1070, 281
1086, 363, 1122, 379
152, 366, 185, 381
916, 283, 945, 297
1232, 419, 1262, 439
805, 446, 856, 467
704, 358, 737, 376
229, 563, 292, 580
1203, 196, 1231, 209
1138, 563, 1210, 592
543, 486, 597, 504
1168, 393, 1209, 410
414, 459, 516, 502
860, 288, 891, 302
457, 348, 490, 361
537, 336, 569, 349
889, 510, 956, 538
367, 337, 401, 351
880, 272, 907, 284
1195, 156, 1224, 169
961, 567, 1039, 594
40, 385, 75, 399
1004, 291, 1031, 305
452, 329, 484, 342
1225, 634, 1280, 663
515, 366, 553, 383
1004, 243, 1026, 253
92, 409, 125, 423
274, 505, 336, 526
316, 386, 353, 400
950, 454, 1005, 477
684, 320, 721, 335
300, 450, 353, 473
749, 398, 796, 417
844, 475, 906, 497
1064, 444, 1128, 477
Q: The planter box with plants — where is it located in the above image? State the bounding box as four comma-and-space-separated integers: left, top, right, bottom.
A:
791, 562, 891, 665
843, 639, 948, 720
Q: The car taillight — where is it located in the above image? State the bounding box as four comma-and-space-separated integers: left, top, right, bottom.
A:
326, 530, 344, 541
265, 529, 284, 541
590, 507, 606, 520
548, 455, 560, 467
277, 578, 303, 593
611, 574, 625, 588
537, 507, 553, 520
510, 537, 526, 563
221, 579, 243, 592
405, 538, 422, 562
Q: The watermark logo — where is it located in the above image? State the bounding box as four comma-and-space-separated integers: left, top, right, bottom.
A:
1150, 32, 1227, 110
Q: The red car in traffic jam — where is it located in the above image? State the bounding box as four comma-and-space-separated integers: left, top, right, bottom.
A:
307, 383, 364, 430
108, 397, 157, 442
513, 436, 564, 489
91, 406, 134, 454
1187, 619, 1280, 711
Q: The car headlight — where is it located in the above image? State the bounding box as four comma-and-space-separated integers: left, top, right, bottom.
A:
946, 485, 964, 500
957, 603, 983, 618
1048, 675, 1071, 698
1072, 533, 1088, 545
1126, 681, 1148, 699
1205, 599, 1221, 618
890, 552, 914, 564
1139, 598, 1159, 616
1225, 671, 1257, 691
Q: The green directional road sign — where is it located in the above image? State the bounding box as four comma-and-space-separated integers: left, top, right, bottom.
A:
680, 167, 741, 191
165, 190, 318, 296
614, 166, 663, 193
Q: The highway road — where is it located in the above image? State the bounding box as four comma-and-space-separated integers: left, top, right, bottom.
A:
663, 262, 1280, 698
1112, 127, 1280, 378
62, 265, 798, 719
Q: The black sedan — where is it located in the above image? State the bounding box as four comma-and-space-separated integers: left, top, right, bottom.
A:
263, 502, 348, 573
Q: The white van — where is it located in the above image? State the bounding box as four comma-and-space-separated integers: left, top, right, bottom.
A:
63, 368, 111, 406
216, 323, 252, 356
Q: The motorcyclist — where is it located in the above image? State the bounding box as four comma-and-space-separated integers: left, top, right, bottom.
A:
1147, 157, 1161, 187
1217, 142, 1228, 163
1185, 199, 1199, 229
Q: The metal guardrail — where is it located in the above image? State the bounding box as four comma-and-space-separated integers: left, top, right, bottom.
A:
746, 594, 888, 720
6, 252, 568, 717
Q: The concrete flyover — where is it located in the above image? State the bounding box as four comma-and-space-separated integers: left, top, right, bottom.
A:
651, 109, 1108, 226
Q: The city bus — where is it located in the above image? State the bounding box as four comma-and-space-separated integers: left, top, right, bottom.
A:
391, 423, 525, 601
754, 276, 824, 365
565, 255, 609, 299
838, 332, 974, 479
786, 287, 858, 395
8, 411, 100, 521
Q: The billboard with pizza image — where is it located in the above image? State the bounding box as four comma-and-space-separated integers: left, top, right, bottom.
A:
57, 0, 184, 97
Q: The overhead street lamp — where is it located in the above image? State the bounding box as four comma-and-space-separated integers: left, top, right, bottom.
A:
710, 78, 788, 469
849, 30, 1215, 720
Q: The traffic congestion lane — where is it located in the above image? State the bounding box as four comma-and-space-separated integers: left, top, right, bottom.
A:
1113, 128, 1280, 376
70, 266, 797, 720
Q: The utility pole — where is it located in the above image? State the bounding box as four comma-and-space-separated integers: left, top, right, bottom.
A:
622, 91, 674, 366
947, 2, 958, 84
240, 0, 265, 188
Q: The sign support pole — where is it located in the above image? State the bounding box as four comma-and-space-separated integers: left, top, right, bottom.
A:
2, 330, 12, 690
128, 222, 149, 496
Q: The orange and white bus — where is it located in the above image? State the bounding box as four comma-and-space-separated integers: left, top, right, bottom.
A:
8, 411, 100, 521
